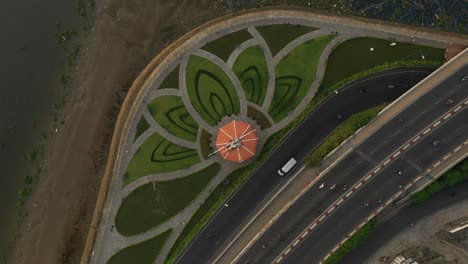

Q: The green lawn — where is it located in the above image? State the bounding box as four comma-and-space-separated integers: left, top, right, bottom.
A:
233, 45, 269, 106
134, 117, 150, 142
199, 130, 212, 160
186, 55, 240, 126
124, 132, 200, 186
269, 34, 336, 122
107, 229, 171, 264
201, 29, 252, 61
147, 96, 199, 142
256, 24, 316, 56
320, 37, 445, 89
116, 163, 220, 236
158, 65, 179, 90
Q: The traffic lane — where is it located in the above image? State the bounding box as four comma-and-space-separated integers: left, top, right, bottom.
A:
404, 107, 468, 169
177, 68, 433, 263
237, 152, 375, 263
282, 112, 468, 264
359, 64, 468, 162
343, 180, 468, 264
282, 158, 425, 264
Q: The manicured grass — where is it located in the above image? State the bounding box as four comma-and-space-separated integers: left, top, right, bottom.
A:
134, 117, 150, 142
233, 45, 269, 106
269, 34, 335, 122
412, 158, 468, 203
147, 96, 199, 142
201, 29, 252, 61
323, 218, 378, 264
116, 163, 220, 236
320, 37, 445, 89
200, 130, 212, 159
308, 105, 386, 167
186, 55, 240, 126
257, 24, 316, 56
247, 105, 272, 129
124, 132, 200, 186
107, 229, 171, 264
158, 65, 179, 89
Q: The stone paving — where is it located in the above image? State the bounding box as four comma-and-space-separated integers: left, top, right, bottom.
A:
88, 9, 467, 264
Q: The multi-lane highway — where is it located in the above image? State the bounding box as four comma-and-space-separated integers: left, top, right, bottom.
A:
237, 64, 468, 263
176, 68, 435, 263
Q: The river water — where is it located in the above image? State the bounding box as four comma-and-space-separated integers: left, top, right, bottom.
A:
0, 0, 81, 256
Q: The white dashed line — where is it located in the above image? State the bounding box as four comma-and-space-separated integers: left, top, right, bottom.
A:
328, 207, 334, 214
373, 167, 381, 174
454, 105, 462, 112
355, 182, 363, 189
276, 256, 283, 262
318, 215, 325, 221
364, 174, 372, 181
432, 120, 441, 127
284, 248, 292, 255
392, 151, 401, 158
422, 128, 431, 135
345, 192, 352, 197
337, 198, 344, 205
383, 159, 391, 165
412, 135, 421, 142
443, 113, 452, 120
402, 143, 411, 150
301, 231, 308, 238
293, 240, 300, 247
310, 223, 317, 230
454, 145, 462, 152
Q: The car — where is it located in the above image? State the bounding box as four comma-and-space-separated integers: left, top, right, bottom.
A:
278, 158, 297, 176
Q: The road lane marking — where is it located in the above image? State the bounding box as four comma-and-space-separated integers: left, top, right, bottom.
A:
355, 182, 363, 189
402, 143, 411, 150
383, 159, 391, 165
422, 128, 431, 135
364, 174, 372, 181
432, 120, 441, 127
373, 167, 381, 174
412, 135, 421, 142
293, 240, 300, 246
443, 112, 452, 120
318, 215, 325, 222
301, 231, 308, 238
454, 105, 462, 112
393, 151, 401, 158
337, 198, 344, 205
284, 248, 292, 255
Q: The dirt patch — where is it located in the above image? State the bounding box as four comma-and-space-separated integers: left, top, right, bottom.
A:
9, 1, 226, 263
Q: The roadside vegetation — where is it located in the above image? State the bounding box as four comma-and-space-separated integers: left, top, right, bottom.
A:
323, 218, 378, 264
307, 105, 386, 167
413, 159, 468, 203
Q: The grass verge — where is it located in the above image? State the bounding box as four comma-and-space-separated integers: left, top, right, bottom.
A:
323, 218, 378, 264
201, 29, 252, 61
134, 117, 150, 142
200, 130, 212, 159
412, 158, 468, 203
320, 37, 445, 89
247, 105, 272, 129
116, 163, 220, 236
158, 65, 180, 89
308, 105, 386, 167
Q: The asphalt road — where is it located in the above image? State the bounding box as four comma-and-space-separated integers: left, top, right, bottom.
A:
238, 64, 468, 263
176, 67, 435, 264
342, 179, 468, 264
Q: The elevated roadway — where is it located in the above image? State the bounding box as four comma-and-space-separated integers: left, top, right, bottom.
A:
237, 62, 468, 263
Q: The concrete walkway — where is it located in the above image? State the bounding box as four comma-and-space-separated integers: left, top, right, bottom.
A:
88, 10, 467, 264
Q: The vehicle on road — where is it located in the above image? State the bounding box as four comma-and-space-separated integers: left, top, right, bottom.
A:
277, 158, 297, 176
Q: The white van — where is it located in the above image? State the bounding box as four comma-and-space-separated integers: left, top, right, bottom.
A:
278, 158, 297, 176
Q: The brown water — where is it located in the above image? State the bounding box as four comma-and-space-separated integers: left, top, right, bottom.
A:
0, 0, 82, 257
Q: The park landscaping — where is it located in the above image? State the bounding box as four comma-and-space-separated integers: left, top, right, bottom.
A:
107, 229, 171, 264
186, 55, 241, 126
233, 45, 269, 106
116, 163, 220, 236
103, 18, 450, 264
269, 34, 335, 122
124, 132, 200, 186
147, 95, 199, 142
257, 24, 316, 56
